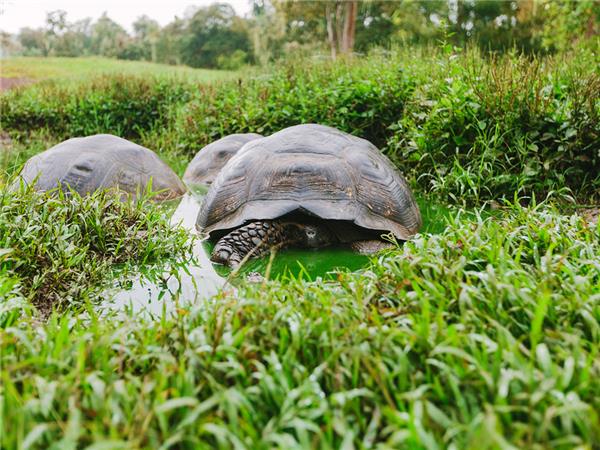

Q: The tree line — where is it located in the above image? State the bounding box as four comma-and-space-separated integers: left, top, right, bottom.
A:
2, 1, 598, 69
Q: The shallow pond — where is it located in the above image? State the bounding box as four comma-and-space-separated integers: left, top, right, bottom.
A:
101, 191, 453, 316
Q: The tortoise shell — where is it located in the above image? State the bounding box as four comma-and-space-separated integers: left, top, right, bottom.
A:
197, 124, 421, 240
15, 134, 185, 200
183, 133, 263, 186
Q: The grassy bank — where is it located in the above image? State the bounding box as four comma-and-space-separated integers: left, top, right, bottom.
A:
1, 49, 599, 448
0, 187, 191, 318
2, 203, 599, 448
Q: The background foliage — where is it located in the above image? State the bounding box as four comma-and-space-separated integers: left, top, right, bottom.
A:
3, 47, 598, 204
3, 0, 598, 69
1, 2, 599, 448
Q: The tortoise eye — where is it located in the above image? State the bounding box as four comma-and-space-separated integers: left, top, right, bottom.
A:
217, 151, 228, 158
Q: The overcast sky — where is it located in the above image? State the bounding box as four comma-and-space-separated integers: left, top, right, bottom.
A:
0, 0, 253, 34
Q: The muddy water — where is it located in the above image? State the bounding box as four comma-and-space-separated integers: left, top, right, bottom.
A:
101, 191, 453, 316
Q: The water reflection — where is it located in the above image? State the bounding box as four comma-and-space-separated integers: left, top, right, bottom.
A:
101, 192, 224, 317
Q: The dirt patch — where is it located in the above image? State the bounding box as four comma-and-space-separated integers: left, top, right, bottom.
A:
579, 207, 599, 227
0, 132, 13, 153
0, 77, 34, 92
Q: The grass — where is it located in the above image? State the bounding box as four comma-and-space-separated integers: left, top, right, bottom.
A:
1, 48, 599, 448
0, 186, 191, 317
2, 203, 598, 448
0, 56, 237, 83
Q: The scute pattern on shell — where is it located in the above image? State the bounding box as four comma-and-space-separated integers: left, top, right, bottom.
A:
197, 124, 421, 240
15, 134, 186, 200
196, 124, 421, 240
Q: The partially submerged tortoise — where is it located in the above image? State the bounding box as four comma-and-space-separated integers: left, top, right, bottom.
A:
183, 133, 263, 186
197, 124, 422, 268
15, 134, 185, 200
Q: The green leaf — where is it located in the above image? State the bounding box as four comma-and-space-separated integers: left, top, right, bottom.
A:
23, 424, 50, 450
155, 397, 199, 414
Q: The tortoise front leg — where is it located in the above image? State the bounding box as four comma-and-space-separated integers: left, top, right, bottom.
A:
210, 221, 290, 268
210, 237, 245, 268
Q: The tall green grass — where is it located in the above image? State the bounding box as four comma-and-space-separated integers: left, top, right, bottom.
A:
2, 203, 598, 448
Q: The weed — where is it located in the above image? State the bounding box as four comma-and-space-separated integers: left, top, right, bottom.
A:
0, 185, 191, 315
2, 203, 598, 448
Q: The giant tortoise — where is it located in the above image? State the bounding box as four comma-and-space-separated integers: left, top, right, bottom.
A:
183, 133, 263, 186
196, 124, 422, 268
15, 134, 185, 200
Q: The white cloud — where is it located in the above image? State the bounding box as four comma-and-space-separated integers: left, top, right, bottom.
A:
0, 0, 252, 34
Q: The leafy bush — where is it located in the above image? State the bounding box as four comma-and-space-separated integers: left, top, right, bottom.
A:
387, 49, 600, 204
217, 49, 248, 70
0, 75, 193, 139
170, 54, 416, 152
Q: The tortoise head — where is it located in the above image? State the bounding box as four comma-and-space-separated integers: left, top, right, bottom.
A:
295, 223, 336, 248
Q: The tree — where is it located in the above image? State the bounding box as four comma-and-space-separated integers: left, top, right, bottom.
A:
341, 1, 358, 53
156, 18, 186, 65
0, 32, 22, 57
132, 15, 161, 61
51, 18, 93, 56
389, 1, 445, 46
248, 0, 286, 65
534, 0, 599, 52
90, 13, 130, 58
271, 0, 359, 60
18, 27, 47, 56
181, 3, 251, 68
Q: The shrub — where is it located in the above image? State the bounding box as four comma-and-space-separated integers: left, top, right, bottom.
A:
0, 75, 193, 139
387, 49, 600, 203
170, 54, 416, 153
